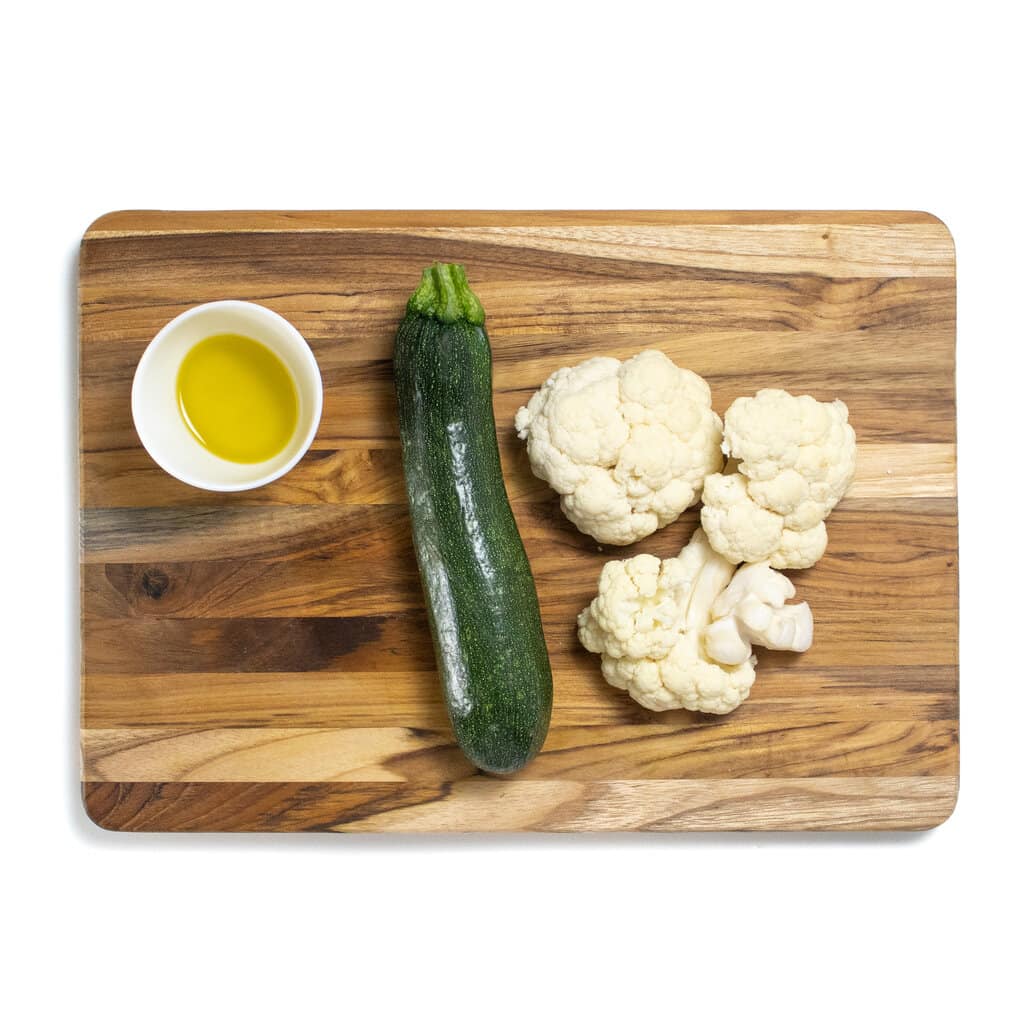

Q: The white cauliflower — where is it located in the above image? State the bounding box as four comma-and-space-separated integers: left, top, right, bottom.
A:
702, 561, 813, 666
514, 350, 723, 545
577, 528, 813, 714
700, 388, 856, 569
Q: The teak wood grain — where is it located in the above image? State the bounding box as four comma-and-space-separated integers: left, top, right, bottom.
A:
78, 210, 958, 832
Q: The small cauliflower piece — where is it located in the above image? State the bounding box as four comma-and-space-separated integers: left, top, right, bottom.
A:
515, 350, 723, 545
701, 388, 856, 569
578, 528, 813, 714
702, 561, 813, 666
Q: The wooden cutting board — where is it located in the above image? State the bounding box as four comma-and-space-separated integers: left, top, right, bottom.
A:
79, 211, 958, 831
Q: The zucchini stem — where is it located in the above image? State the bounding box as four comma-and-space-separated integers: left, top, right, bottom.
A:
407, 262, 485, 326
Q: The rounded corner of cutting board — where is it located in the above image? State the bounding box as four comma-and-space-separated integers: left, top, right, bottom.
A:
80, 209, 142, 243
79, 782, 126, 834
917, 776, 961, 832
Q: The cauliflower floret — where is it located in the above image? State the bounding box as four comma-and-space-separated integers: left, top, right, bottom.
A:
600, 640, 756, 715
700, 389, 856, 569
577, 553, 690, 661
515, 351, 723, 545
700, 471, 829, 568
578, 528, 812, 714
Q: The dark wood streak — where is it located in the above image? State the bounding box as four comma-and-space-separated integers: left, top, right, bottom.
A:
82, 780, 453, 832
84, 615, 392, 674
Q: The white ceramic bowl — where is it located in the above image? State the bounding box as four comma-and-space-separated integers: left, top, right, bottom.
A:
131, 301, 323, 491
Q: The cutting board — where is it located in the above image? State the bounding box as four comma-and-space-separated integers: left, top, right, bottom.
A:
79, 211, 958, 831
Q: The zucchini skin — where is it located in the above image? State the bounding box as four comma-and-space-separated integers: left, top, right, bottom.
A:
393, 264, 553, 774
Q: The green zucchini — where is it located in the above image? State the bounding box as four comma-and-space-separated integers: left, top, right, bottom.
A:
394, 263, 553, 774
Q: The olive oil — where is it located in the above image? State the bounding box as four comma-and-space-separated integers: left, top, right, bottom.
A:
176, 333, 299, 463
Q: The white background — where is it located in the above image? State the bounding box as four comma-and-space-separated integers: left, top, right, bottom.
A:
3, 1, 1019, 1021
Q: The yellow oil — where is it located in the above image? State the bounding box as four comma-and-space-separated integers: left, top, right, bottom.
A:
176, 333, 299, 463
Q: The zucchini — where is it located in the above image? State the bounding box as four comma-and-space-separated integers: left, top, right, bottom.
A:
394, 263, 553, 774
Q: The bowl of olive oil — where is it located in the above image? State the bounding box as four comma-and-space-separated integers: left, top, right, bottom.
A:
131, 301, 322, 491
